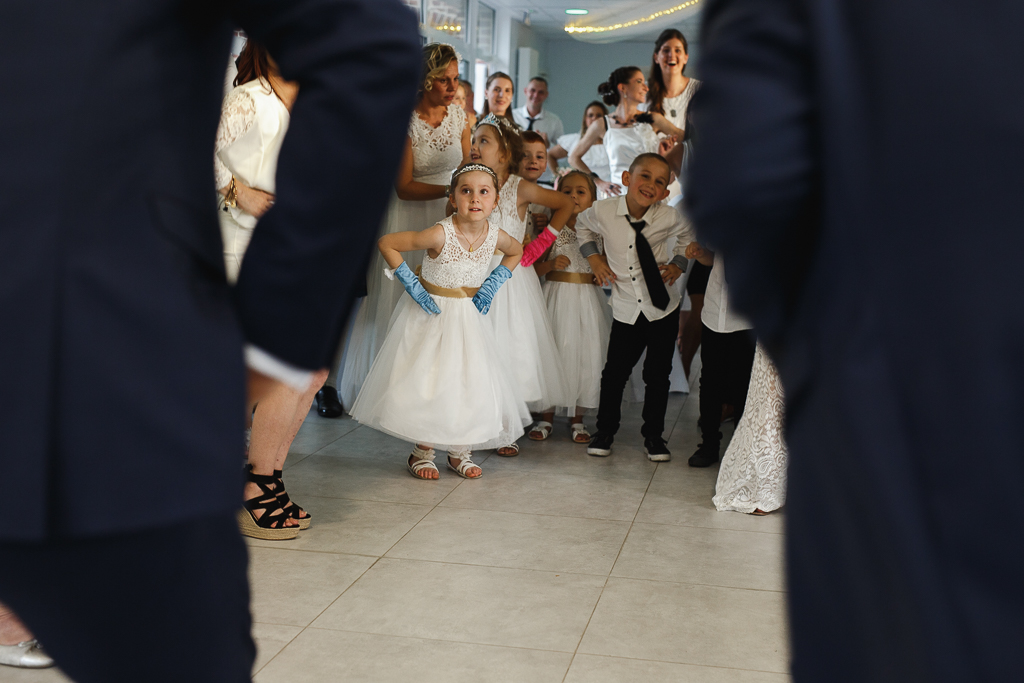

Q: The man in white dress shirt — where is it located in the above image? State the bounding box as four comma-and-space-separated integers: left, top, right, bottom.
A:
686, 251, 756, 467
577, 154, 697, 461
512, 77, 563, 185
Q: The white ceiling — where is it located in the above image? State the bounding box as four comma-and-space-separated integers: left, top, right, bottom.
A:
484, 0, 703, 41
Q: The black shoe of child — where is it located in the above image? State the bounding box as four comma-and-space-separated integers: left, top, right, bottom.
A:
644, 438, 671, 462
587, 432, 614, 457
688, 443, 719, 467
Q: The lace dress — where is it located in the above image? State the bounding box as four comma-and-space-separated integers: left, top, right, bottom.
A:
350, 217, 530, 449
542, 227, 612, 414
213, 79, 290, 282
339, 103, 467, 407
487, 174, 569, 413
713, 344, 789, 513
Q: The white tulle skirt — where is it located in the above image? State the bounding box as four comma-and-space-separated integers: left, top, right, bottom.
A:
350, 295, 531, 450
338, 192, 448, 408
543, 280, 612, 414
488, 258, 569, 413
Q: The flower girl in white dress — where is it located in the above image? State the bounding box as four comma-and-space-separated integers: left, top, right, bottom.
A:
469, 115, 577, 454
533, 171, 613, 443
350, 165, 529, 480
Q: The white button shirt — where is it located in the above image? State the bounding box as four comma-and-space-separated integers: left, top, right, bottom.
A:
512, 106, 564, 183
577, 196, 695, 324
701, 253, 753, 333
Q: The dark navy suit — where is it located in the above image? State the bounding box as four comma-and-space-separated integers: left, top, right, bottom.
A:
687, 1, 1024, 680
0, 1, 419, 680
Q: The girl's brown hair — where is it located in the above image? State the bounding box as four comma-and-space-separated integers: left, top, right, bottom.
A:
480, 72, 518, 128
580, 100, 608, 136
647, 29, 689, 116
234, 40, 274, 90
474, 117, 524, 172
556, 170, 597, 203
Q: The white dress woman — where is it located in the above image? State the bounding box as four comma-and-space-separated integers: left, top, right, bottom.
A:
488, 175, 569, 417
351, 216, 530, 450
339, 103, 467, 407
214, 78, 290, 282
713, 344, 788, 514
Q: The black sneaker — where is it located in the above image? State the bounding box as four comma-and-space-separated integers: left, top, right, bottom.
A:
688, 443, 719, 468
644, 438, 671, 462
587, 432, 614, 457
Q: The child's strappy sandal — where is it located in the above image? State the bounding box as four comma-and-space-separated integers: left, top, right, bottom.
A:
571, 422, 591, 444
408, 447, 439, 480
273, 469, 311, 530
447, 448, 481, 479
496, 442, 520, 456
529, 421, 553, 441
238, 465, 300, 540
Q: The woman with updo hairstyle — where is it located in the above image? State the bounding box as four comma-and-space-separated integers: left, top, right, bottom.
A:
338, 42, 471, 409
568, 66, 683, 197
480, 71, 518, 128
454, 78, 477, 127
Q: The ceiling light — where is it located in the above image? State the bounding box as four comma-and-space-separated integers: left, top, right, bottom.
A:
565, 9, 589, 15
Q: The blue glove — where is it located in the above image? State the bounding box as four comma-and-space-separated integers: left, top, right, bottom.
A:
394, 262, 441, 315
472, 265, 513, 314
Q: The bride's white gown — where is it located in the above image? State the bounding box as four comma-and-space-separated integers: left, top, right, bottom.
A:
713, 343, 788, 513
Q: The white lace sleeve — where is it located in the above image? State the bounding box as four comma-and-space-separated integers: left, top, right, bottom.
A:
213, 88, 257, 190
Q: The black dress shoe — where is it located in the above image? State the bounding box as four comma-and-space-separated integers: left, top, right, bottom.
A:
688, 443, 720, 467
315, 385, 344, 418
587, 432, 614, 457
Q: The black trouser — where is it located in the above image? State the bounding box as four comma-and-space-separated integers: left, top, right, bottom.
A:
596, 308, 680, 440
698, 324, 757, 449
0, 513, 254, 683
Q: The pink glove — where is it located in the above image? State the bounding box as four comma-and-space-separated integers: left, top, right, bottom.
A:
521, 225, 559, 267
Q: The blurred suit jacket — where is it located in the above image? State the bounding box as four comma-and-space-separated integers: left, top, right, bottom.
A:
0, 0, 419, 541
687, 1, 1024, 681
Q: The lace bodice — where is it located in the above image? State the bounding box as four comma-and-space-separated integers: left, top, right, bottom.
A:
604, 116, 660, 186
660, 79, 702, 130
408, 103, 467, 184
214, 87, 257, 189
421, 216, 500, 289
548, 227, 596, 274
490, 174, 528, 243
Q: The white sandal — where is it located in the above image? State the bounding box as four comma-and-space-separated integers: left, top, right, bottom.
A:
407, 447, 439, 480
496, 442, 520, 456
571, 422, 591, 444
447, 449, 481, 479
529, 421, 553, 441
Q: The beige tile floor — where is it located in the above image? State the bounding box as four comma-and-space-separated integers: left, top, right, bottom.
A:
19, 375, 791, 682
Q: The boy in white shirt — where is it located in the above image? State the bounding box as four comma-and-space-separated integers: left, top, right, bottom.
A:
577, 153, 700, 461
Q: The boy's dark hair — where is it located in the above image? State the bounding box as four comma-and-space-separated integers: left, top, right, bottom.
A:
628, 152, 672, 177
520, 130, 546, 146
529, 76, 548, 86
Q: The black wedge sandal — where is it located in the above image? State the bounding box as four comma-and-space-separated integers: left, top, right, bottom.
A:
237, 465, 300, 540
274, 469, 312, 530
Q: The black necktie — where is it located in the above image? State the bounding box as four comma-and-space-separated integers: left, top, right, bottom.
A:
526, 116, 536, 130
628, 218, 669, 310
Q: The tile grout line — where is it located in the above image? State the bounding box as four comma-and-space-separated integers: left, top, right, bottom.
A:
562, 442, 662, 683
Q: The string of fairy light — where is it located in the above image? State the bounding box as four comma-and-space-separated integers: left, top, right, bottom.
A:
564, 0, 701, 34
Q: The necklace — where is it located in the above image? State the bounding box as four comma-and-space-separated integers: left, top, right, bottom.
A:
455, 221, 486, 252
